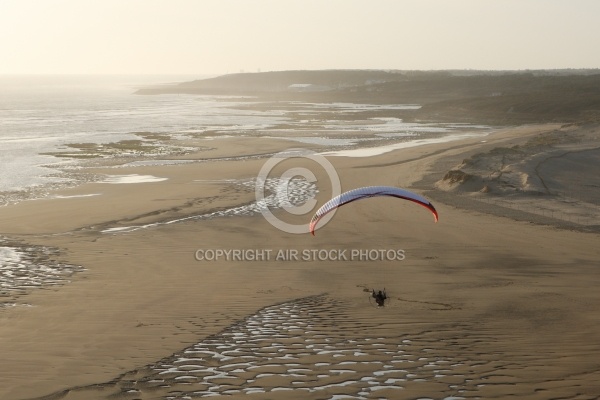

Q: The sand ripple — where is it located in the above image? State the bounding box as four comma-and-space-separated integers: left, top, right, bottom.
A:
35, 294, 598, 399
0, 239, 84, 305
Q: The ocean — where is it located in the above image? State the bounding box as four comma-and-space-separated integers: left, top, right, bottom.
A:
0, 75, 279, 197
0, 75, 488, 204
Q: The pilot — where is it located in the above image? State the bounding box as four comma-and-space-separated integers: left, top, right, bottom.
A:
372, 289, 387, 307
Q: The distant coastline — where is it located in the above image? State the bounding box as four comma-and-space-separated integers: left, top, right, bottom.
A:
137, 69, 600, 125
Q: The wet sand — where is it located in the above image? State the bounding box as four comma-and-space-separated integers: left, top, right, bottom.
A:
0, 124, 599, 399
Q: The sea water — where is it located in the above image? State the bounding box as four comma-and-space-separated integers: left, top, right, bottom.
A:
0, 74, 283, 196
0, 75, 489, 202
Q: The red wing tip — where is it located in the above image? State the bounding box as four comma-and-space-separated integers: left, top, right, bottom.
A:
309, 220, 318, 235
429, 204, 439, 223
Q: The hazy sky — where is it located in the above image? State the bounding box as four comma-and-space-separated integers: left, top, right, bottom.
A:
1, 0, 599, 75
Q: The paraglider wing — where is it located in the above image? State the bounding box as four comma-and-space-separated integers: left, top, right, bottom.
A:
309, 186, 438, 235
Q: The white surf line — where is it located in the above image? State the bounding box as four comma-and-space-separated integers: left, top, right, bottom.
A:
263, 136, 370, 146
322, 132, 488, 157
99, 174, 168, 184
52, 193, 101, 199
120, 159, 196, 167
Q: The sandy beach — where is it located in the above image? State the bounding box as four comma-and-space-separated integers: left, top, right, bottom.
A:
1, 121, 599, 399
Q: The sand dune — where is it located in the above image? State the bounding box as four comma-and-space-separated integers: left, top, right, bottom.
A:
434, 123, 600, 231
